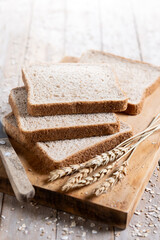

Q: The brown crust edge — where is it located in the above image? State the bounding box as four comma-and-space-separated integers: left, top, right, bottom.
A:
36, 127, 133, 169
22, 67, 128, 117
79, 50, 160, 115
3, 113, 133, 170
124, 76, 160, 115
9, 88, 120, 142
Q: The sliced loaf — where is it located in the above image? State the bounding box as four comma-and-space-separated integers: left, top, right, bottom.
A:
9, 87, 120, 142
79, 50, 160, 115
22, 63, 128, 116
3, 113, 133, 168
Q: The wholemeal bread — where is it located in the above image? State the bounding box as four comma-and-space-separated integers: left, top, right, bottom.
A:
22, 63, 128, 116
9, 87, 121, 142
79, 50, 160, 115
3, 113, 133, 168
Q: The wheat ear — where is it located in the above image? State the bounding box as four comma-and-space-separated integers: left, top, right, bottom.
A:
62, 157, 123, 192
62, 146, 130, 187
94, 161, 128, 196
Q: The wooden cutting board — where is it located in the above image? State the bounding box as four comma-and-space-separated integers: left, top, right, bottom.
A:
0, 80, 160, 229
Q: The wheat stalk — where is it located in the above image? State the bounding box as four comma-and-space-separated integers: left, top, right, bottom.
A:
94, 161, 128, 196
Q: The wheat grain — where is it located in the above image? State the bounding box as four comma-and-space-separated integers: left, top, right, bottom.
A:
49, 165, 80, 181
61, 146, 129, 188
62, 160, 119, 192
94, 161, 128, 196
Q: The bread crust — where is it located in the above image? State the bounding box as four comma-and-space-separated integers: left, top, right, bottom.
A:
9, 88, 120, 142
124, 75, 160, 115
35, 129, 132, 168
22, 65, 128, 116
3, 113, 133, 169
79, 50, 160, 115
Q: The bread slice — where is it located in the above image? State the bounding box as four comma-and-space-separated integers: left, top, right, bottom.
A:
3, 113, 133, 169
79, 50, 160, 115
9, 87, 121, 142
22, 63, 128, 116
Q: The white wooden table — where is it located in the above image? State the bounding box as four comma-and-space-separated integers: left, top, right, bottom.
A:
0, 0, 160, 239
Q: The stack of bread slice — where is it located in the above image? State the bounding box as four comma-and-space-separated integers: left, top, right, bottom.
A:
4, 55, 160, 170
3, 62, 133, 169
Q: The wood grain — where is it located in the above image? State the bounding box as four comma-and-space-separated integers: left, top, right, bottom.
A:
25, 0, 66, 65
56, 211, 114, 240
0, 194, 57, 239
100, 0, 139, 59
65, 0, 101, 56
131, 0, 160, 65
0, 0, 33, 116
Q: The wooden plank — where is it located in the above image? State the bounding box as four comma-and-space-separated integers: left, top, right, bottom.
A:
115, 167, 160, 239
24, 0, 65, 65
0, 0, 33, 117
100, 0, 139, 59
131, 0, 160, 65
0, 194, 57, 239
56, 211, 114, 240
65, 0, 101, 57
0, 0, 37, 239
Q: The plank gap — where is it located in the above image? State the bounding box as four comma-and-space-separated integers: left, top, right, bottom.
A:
130, 0, 143, 61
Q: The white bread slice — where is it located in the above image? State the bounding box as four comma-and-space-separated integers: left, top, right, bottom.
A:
9, 87, 120, 142
22, 63, 128, 116
79, 50, 160, 115
3, 113, 133, 169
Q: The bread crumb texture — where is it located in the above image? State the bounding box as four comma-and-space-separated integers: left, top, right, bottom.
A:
37, 121, 131, 162
23, 63, 126, 104
80, 50, 160, 104
10, 87, 118, 131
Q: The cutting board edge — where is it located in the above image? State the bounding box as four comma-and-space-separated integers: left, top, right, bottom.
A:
126, 144, 160, 226
0, 175, 128, 229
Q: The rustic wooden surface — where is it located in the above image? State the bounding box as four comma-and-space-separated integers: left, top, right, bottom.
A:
0, 0, 160, 239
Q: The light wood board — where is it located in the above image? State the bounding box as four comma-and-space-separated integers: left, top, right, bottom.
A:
0, 81, 160, 229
